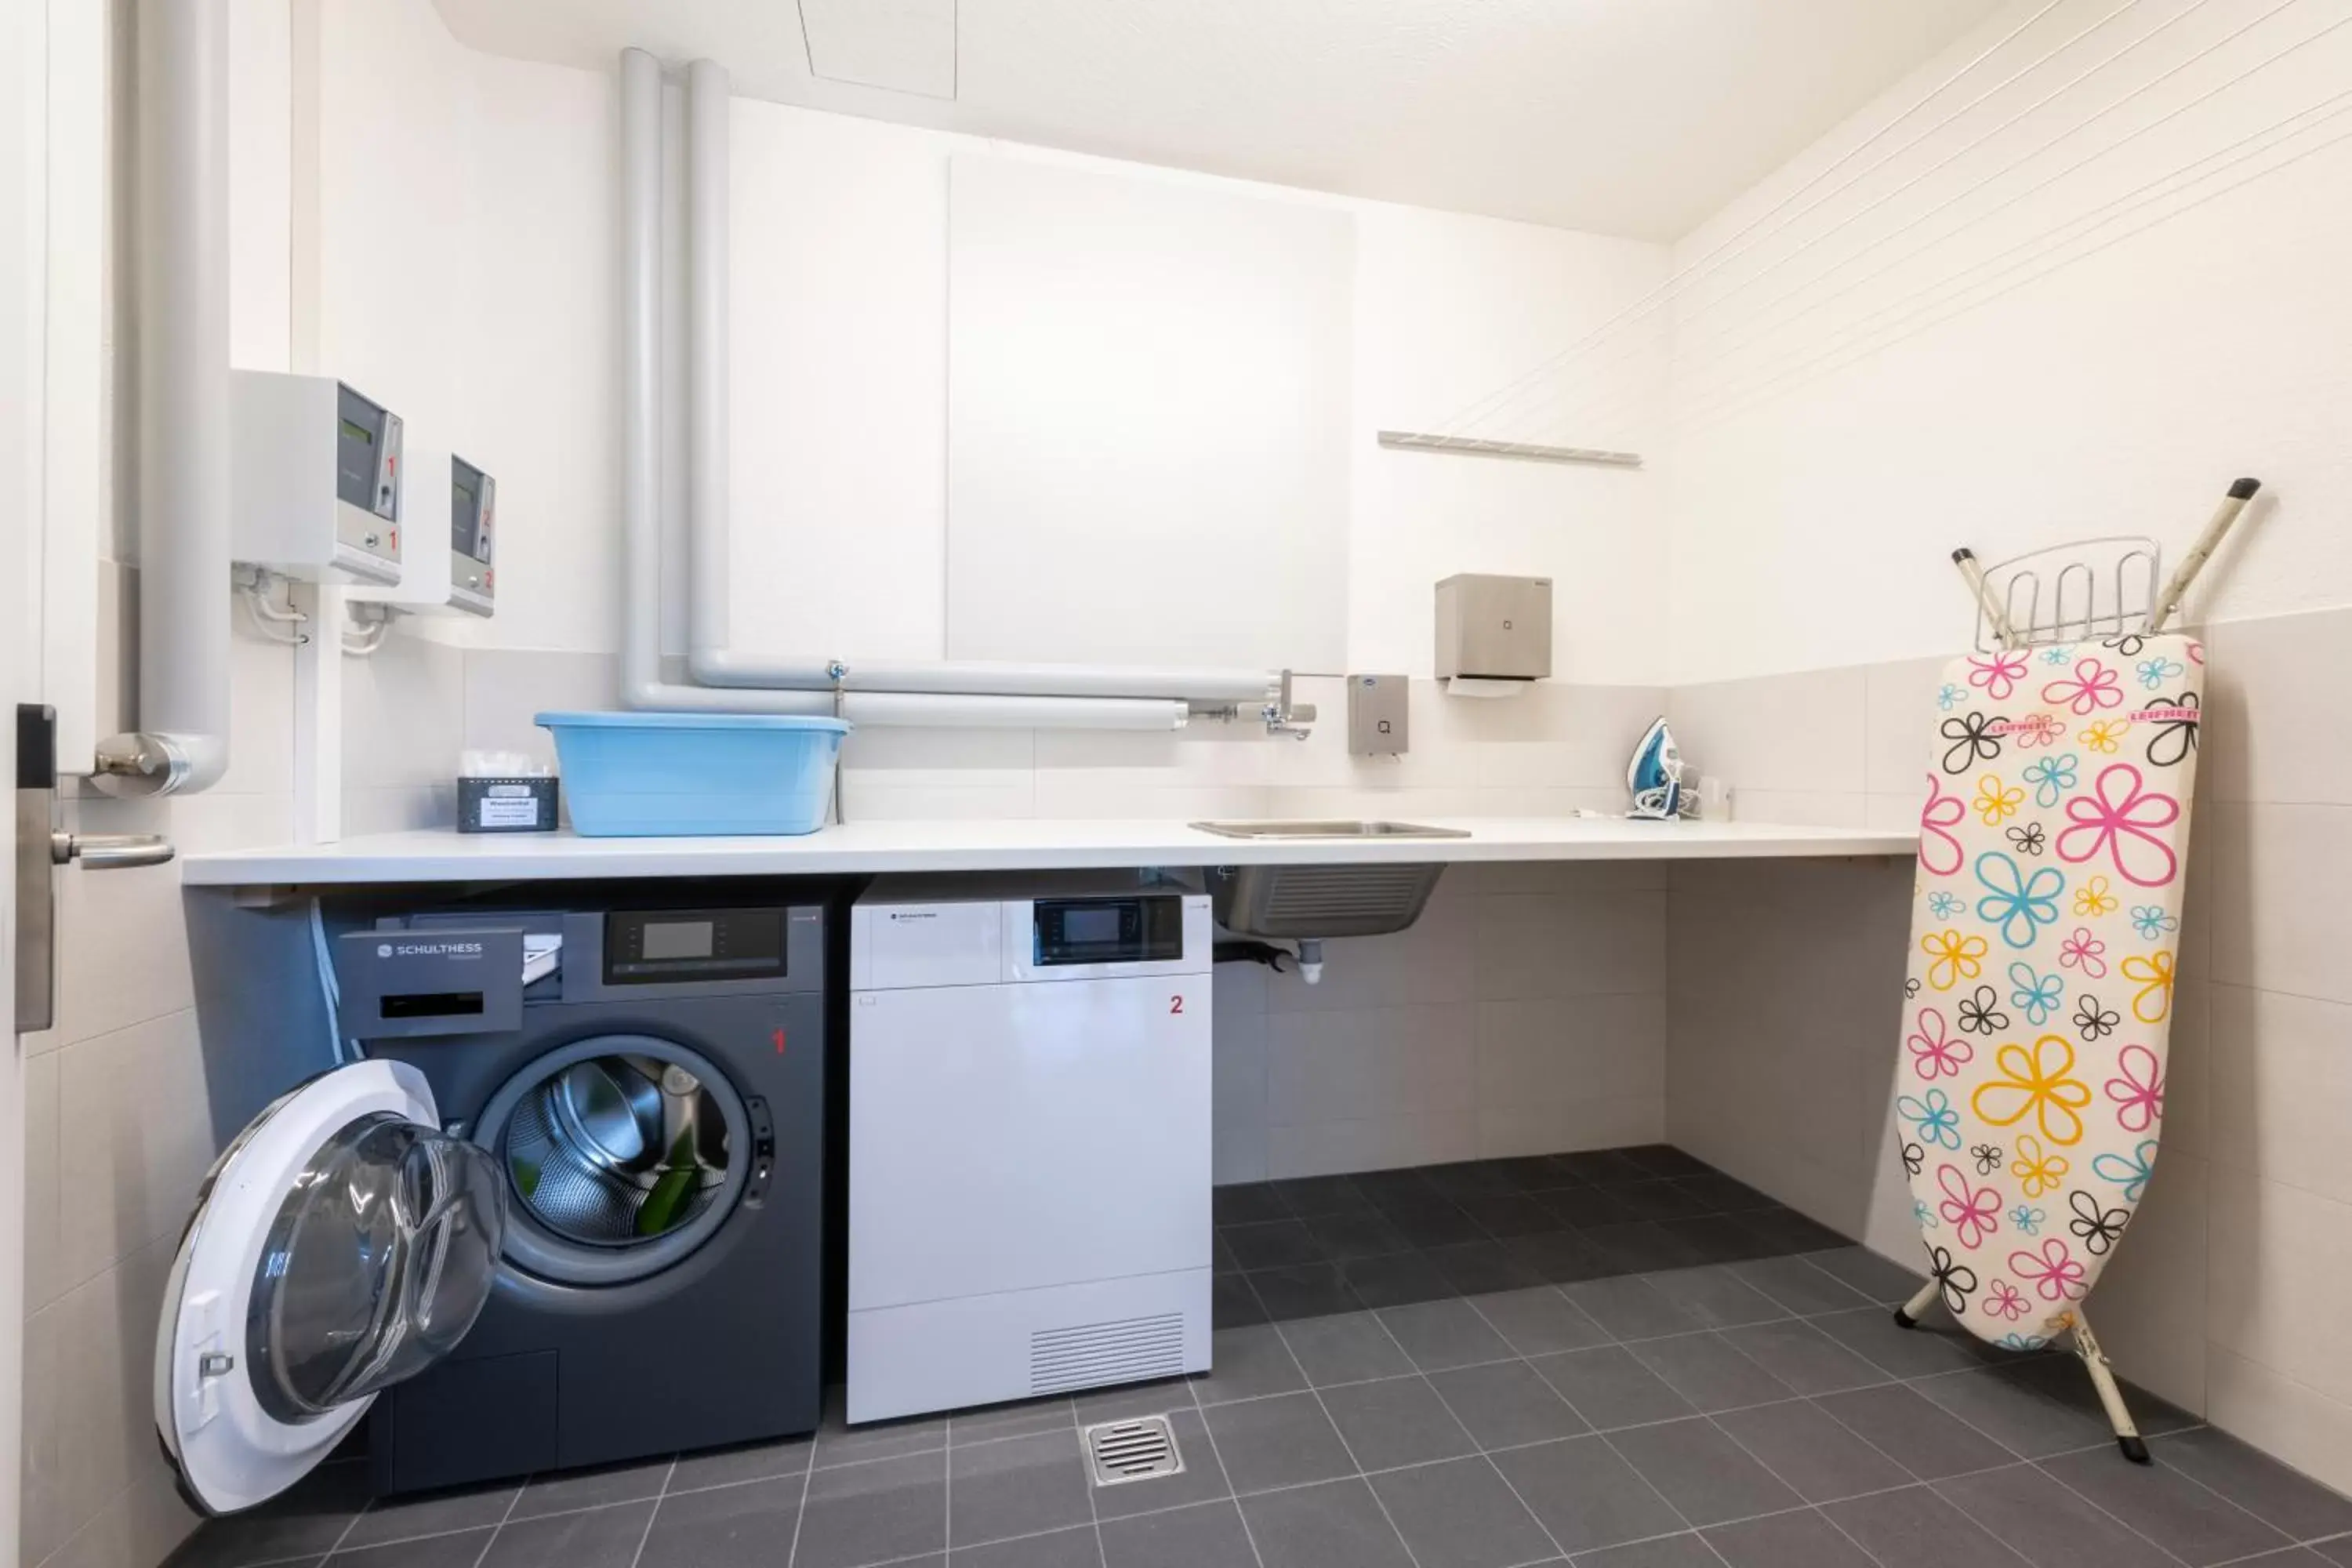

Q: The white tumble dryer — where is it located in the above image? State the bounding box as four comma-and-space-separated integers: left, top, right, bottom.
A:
847, 877, 1213, 1423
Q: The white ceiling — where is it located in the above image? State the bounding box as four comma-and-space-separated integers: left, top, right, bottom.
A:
431, 0, 2009, 241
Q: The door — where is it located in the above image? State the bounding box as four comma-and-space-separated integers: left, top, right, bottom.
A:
155, 1059, 506, 1515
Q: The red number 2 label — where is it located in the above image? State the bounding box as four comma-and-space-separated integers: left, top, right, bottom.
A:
1169, 994, 1185, 1014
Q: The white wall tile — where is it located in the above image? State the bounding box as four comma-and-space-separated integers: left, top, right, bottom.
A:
2209, 800, 2352, 1004
1475, 889, 1667, 1000
2206, 1346, 2352, 1501
53, 1010, 216, 1295
1265, 1110, 1479, 1181
2209, 984, 2352, 1205
2207, 1167, 2352, 1413
2202, 607, 2352, 807
1715, 789, 1867, 828
1479, 1096, 1664, 1159
24, 1051, 64, 1312
463, 647, 621, 771
21, 1240, 172, 1567
1666, 665, 1867, 795
1261, 896, 1475, 1015
1265, 1004, 1475, 1128
344, 629, 466, 791
1476, 993, 1666, 1107
1862, 655, 1949, 797
2089, 1149, 2209, 1414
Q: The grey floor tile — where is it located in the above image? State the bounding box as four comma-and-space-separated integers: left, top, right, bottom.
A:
1555, 1150, 1654, 1185
1426, 1161, 1529, 1200
1300, 1207, 1411, 1261
1824, 1483, 2034, 1568
949, 1396, 1073, 1447
478, 1501, 652, 1568
328, 1532, 494, 1567
948, 1429, 1092, 1548
1378, 1298, 1514, 1370
1999, 1355, 2198, 1437
636, 1475, 803, 1568
1909, 1367, 2113, 1458
1247, 1261, 1361, 1322
1343, 1249, 1461, 1308
1211, 1272, 1269, 1329
1192, 1325, 1306, 1405
1214, 1232, 1243, 1273
1675, 1176, 1775, 1214
668, 1433, 813, 1492
1813, 1305, 1999, 1380
2042, 1444, 2290, 1565
1657, 1214, 1784, 1266
1936, 1461, 2176, 1568
1813, 1383, 2015, 1479
1457, 1192, 1566, 1238
2315, 1535, 2352, 1566
949, 1525, 1101, 1568
1099, 1501, 1258, 1568
1625, 1332, 1795, 1414
1639, 1266, 1788, 1330
1274, 1174, 1373, 1218
1199, 1392, 1355, 1494
1370, 1455, 1559, 1568
2223, 1552, 2336, 1566
1569, 1534, 1717, 1566
2153, 1427, 2352, 1539
1489, 1435, 1686, 1555
1730, 1257, 1875, 1316
1529, 1346, 1697, 1431
1624, 1146, 1715, 1178
1428, 1238, 1548, 1294
1470, 1287, 1612, 1356
1427, 1359, 1592, 1450
1713, 1399, 1912, 1503
1214, 1183, 1287, 1225
1354, 1167, 1439, 1206
1377, 1195, 1489, 1250
1319, 1374, 1477, 1471
815, 1387, 949, 1468
1803, 1246, 1927, 1305
1715, 1319, 1888, 1396
1221, 1218, 1326, 1270
1091, 1409, 1232, 1522
1239, 1477, 1417, 1568
1581, 1221, 1711, 1274
796, 1450, 947, 1568
1613, 1181, 1714, 1222
168, 1461, 373, 1566
508, 1458, 671, 1520
338, 1485, 521, 1550
1703, 1508, 1877, 1568
1073, 1377, 1196, 1425
1496, 1154, 1581, 1192
1540, 1186, 1642, 1230
1606, 1416, 1802, 1526
1738, 1209, 1851, 1254
1565, 1276, 1705, 1341
1279, 1311, 1415, 1386
1505, 1229, 1622, 1286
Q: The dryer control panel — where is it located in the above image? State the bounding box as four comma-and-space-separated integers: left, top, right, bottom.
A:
604, 907, 786, 985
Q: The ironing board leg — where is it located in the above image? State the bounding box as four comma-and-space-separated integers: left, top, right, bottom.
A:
1893, 1280, 1939, 1329
2071, 1310, 2151, 1464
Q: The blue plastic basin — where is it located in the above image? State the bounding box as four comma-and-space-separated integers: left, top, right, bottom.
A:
535, 712, 850, 837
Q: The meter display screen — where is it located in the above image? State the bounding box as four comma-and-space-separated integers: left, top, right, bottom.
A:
450, 458, 493, 562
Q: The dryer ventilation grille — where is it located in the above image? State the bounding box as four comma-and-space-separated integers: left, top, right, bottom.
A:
1029, 1313, 1185, 1395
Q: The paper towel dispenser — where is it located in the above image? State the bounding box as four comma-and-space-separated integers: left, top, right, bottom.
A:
1435, 574, 1552, 683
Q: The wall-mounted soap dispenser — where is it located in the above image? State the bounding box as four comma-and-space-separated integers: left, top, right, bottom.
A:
1436, 573, 1551, 695
1348, 674, 1409, 756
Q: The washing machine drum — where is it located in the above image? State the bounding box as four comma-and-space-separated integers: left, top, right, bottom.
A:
474, 1035, 751, 1288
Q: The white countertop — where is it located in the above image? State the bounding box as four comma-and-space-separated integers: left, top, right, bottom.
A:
180, 816, 1920, 886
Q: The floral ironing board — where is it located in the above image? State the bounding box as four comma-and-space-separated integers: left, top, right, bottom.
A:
1899, 633, 2198, 1350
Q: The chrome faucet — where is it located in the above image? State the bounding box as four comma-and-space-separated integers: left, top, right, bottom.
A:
1262, 671, 1317, 740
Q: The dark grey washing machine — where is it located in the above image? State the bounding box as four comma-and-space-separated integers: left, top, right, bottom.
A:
152, 889, 832, 1515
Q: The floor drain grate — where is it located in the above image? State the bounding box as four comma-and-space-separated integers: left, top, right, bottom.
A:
1083, 1414, 1185, 1486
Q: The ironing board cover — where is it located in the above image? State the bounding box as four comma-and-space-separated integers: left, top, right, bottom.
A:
1899, 633, 2199, 1349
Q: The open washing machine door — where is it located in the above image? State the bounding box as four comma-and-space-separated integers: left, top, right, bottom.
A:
154, 1060, 506, 1515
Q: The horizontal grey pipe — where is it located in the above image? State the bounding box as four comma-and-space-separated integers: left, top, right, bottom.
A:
688, 648, 1275, 703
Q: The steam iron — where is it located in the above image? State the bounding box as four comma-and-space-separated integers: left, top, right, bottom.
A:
1627, 716, 1684, 821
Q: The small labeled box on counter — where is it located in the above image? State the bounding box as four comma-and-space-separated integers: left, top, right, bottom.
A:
457, 750, 559, 833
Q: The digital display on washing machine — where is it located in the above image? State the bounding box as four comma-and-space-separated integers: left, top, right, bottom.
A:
1033, 897, 1183, 966
605, 908, 784, 984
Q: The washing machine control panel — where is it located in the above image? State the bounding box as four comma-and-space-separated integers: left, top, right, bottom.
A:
604, 907, 787, 985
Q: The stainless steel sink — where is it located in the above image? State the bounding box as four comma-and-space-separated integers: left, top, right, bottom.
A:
1187, 819, 1470, 840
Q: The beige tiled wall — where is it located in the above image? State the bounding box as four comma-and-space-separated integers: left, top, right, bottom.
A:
22, 573, 303, 1568
1664, 607, 2352, 1497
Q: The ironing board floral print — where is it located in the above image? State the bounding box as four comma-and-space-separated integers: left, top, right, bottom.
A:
1900, 632, 2198, 1352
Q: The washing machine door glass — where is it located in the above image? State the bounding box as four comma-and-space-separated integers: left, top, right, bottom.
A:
156, 1059, 506, 1515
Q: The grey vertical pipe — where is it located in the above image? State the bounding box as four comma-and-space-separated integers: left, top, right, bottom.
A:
685, 58, 732, 662
100, 0, 232, 793
618, 48, 671, 710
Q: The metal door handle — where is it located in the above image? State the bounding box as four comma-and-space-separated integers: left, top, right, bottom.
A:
52, 831, 176, 869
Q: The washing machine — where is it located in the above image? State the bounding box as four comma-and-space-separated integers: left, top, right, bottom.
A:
154, 888, 833, 1515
